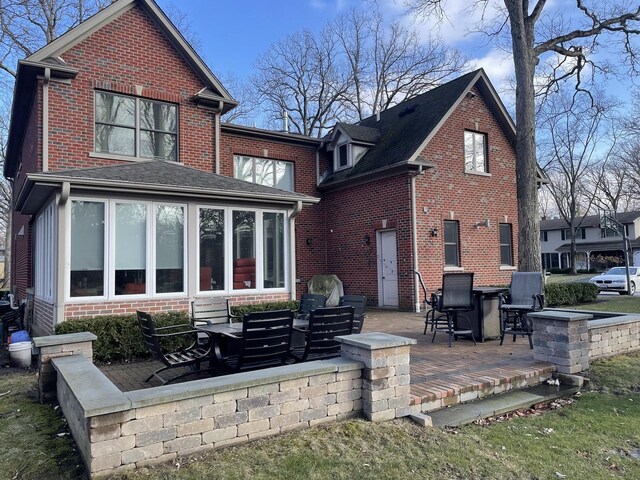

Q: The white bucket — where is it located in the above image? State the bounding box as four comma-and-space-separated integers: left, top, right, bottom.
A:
9, 341, 32, 367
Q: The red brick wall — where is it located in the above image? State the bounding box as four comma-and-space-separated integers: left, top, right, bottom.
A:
63, 293, 291, 320
47, 5, 215, 173
414, 87, 519, 293
323, 175, 414, 309
221, 133, 328, 297
11, 85, 42, 299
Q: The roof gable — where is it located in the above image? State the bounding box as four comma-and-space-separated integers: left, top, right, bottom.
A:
26, 0, 233, 103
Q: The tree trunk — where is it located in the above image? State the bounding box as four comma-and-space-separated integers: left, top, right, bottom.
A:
506, 2, 542, 272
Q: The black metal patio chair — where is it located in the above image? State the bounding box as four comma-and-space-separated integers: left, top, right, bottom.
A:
216, 309, 294, 373
414, 270, 449, 335
338, 295, 366, 333
137, 310, 215, 385
191, 297, 240, 326
432, 272, 477, 347
2, 302, 25, 346
290, 306, 354, 362
499, 272, 544, 349
295, 293, 327, 321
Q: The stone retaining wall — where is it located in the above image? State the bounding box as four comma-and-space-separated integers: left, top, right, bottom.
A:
41, 332, 416, 478
530, 310, 640, 374
588, 316, 640, 359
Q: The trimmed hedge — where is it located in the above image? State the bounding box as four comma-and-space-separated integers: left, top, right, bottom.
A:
544, 282, 599, 307
55, 300, 299, 363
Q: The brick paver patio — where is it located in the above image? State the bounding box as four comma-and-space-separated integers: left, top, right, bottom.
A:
100, 309, 554, 409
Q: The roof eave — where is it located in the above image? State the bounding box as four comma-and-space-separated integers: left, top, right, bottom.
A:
220, 123, 321, 147
18, 174, 319, 214
318, 161, 433, 192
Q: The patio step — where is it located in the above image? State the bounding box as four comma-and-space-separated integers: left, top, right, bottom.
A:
425, 383, 581, 427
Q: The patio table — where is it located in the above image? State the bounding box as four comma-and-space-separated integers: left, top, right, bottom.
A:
196, 318, 309, 359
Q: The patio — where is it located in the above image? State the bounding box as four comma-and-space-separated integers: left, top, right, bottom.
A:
100, 309, 554, 411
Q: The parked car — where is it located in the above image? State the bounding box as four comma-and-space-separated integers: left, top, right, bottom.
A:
589, 267, 640, 295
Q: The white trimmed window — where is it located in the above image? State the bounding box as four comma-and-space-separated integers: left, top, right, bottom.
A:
94, 91, 178, 161
464, 130, 487, 173
499, 223, 513, 266
198, 207, 288, 293
233, 156, 294, 191
334, 141, 351, 171
444, 220, 460, 267
69, 199, 186, 299
34, 201, 57, 302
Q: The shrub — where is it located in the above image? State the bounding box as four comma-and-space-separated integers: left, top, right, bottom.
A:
548, 268, 571, 275
55, 301, 300, 363
544, 282, 599, 307
56, 311, 191, 363
230, 300, 299, 317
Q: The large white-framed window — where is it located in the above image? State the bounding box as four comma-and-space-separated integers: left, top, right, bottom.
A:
70, 199, 107, 298
464, 130, 487, 173
198, 205, 289, 294
94, 91, 178, 161
334, 141, 351, 171
34, 201, 57, 302
68, 198, 187, 300
233, 155, 294, 191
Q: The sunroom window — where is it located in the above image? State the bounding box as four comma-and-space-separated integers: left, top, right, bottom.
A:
70, 201, 105, 297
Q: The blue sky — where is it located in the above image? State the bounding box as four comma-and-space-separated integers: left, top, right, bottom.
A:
154, 0, 632, 113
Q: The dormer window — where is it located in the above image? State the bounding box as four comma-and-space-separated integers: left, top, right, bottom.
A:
335, 142, 351, 171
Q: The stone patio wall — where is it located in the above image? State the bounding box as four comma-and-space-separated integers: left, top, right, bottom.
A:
530, 310, 640, 374
588, 316, 640, 359
41, 332, 416, 478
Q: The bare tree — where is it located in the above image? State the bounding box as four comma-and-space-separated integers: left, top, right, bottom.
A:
253, 28, 350, 137
219, 72, 261, 126
253, 6, 467, 136
539, 90, 615, 274
407, 0, 640, 272
331, 9, 467, 121
590, 155, 638, 212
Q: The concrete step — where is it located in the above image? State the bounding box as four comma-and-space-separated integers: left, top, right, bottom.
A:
426, 383, 580, 427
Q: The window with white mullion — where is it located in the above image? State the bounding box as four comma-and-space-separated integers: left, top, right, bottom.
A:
69, 199, 107, 298
94, 91, 177, 161
155, 203, 186, 295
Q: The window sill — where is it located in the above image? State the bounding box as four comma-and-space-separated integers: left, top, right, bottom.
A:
334, 165, 352, 172
444, 266, 464, 272
499, 265, 517, 271
464, 170, 491, 177
89, 152, 181, 163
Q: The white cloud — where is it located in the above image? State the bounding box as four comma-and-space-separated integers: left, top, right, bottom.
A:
470, 47, 516, 109
309, 0, 328, 10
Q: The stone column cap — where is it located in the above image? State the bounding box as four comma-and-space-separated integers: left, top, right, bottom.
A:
336, 332, 417, 350
33, 332, 97, 347
528, 311, 592, 322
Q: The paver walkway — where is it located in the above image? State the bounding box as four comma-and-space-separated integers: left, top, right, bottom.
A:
100, 309, 554, 408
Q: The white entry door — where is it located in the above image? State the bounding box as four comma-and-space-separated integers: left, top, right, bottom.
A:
378, 230, 399, 307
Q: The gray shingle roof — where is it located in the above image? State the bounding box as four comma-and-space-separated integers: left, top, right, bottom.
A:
32, 160, 317, 202
336, 123, 379, 144
321, 70, 479, 186
540, 211, 640, 231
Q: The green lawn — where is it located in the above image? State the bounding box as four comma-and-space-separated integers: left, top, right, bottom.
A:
545, 273, 594, 284
1, 352, 639, 480
568, 294, 640, 314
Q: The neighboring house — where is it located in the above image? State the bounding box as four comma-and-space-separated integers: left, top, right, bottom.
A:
540, 211, 640, 271
4, 0, 523, 335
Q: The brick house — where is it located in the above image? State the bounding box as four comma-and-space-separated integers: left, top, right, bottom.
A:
4, 0, 522, 334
